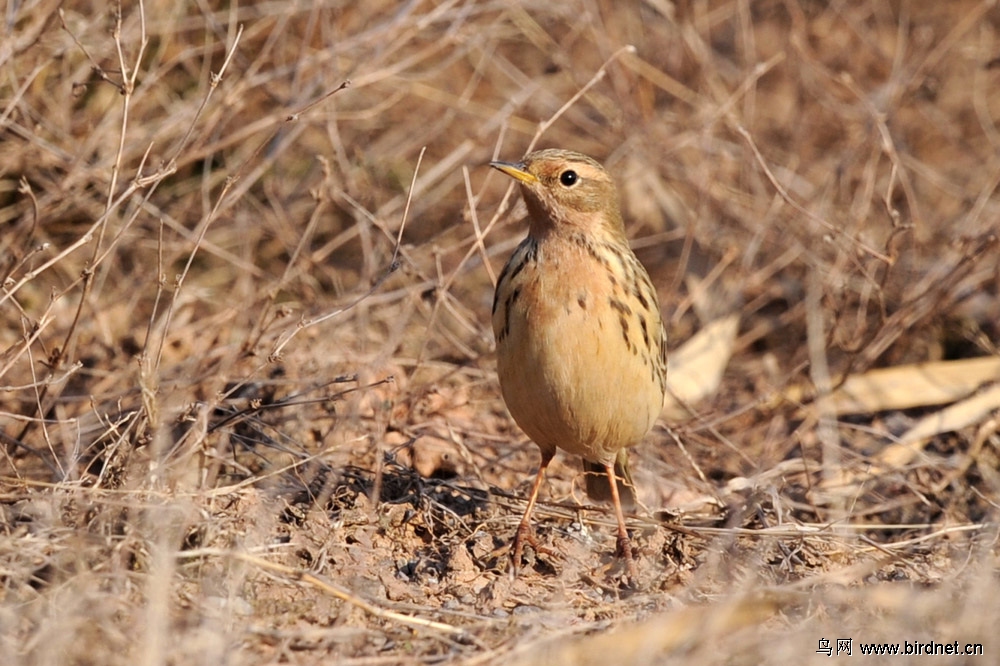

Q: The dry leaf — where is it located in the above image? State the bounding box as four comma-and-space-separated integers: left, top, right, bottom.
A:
793, 357, 1000, 415
662, 314, 740, 419
879, 383, 1000, 468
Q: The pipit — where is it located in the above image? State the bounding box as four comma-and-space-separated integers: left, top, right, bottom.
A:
490, 149, 667, 579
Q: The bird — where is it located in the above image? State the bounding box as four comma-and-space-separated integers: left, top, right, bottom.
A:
490, 148, 667, 580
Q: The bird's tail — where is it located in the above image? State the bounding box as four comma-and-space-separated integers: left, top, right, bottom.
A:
582, 450, 636, 510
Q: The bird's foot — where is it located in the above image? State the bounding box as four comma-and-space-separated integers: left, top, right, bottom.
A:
615, 532, 638, 584
488, 523, 556, 576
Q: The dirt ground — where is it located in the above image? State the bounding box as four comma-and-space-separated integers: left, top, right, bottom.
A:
2, 1, 1000, 664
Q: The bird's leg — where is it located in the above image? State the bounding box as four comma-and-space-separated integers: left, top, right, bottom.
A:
509, 449, 555, 574
605, 461, 638, 581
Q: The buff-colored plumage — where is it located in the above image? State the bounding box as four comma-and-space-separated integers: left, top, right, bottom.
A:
491, 149, 667, 579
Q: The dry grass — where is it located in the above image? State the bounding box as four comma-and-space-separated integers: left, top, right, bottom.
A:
2, 1, 999, 664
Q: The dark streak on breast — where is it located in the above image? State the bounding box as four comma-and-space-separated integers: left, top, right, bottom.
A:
609, 298, 632, 316
574, 234, 613, 273
618, 315, 633, 353
634, 284, 648, 310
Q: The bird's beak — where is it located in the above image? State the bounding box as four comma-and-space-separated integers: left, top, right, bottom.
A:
490, 160, 538, 185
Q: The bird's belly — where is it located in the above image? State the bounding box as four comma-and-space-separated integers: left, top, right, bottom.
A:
495, 268, 662, 463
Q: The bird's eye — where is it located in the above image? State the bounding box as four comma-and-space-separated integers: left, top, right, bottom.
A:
559, 170, 578, 187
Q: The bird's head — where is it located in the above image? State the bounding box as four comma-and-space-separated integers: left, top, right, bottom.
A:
490, 149, 627, 242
